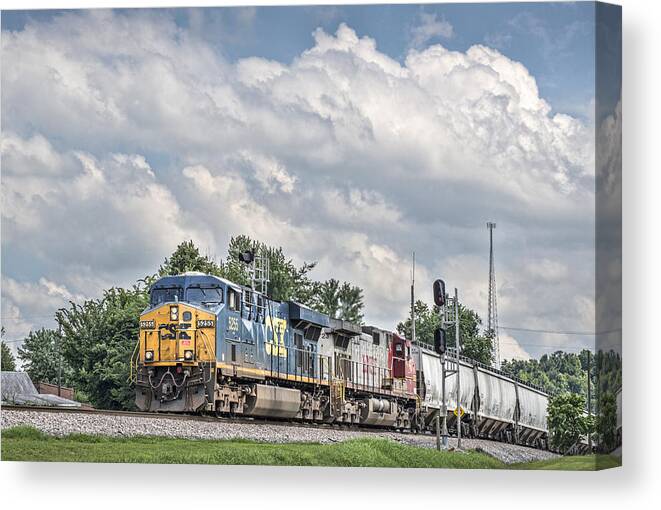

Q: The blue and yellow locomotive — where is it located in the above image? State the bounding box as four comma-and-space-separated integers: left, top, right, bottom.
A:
135, 272, 418, 428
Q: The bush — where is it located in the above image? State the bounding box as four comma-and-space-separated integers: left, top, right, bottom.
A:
596, 391, 618, 452
548, 392, 593, 452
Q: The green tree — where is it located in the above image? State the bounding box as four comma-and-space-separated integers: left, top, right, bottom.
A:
501, 350, 589, 398
1, 341, 17, 371
462, 330, 494, 367
595, 349, 622, 395
595, 391, 618, 452
396, 300, 441, 346
396, 300, 493, 365
311, 279, 364, 323
57, 284, 149, 410
17, 328, 72, 385
159, 240, 223, 276
547, 392, 593, 452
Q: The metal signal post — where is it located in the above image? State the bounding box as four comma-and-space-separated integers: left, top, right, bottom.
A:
434, 282, 462, 450
440, 350, 449, 449
454, 287, 461, 450
433, 279, 450, 450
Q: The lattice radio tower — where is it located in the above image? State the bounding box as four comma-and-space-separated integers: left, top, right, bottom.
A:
487, 222, 500, 368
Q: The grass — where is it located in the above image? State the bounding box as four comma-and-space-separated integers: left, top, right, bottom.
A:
1, 426, 621, 470
1, 426, 503, 469
512, 454, 622, 471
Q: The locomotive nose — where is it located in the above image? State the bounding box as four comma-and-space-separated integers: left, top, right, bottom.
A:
138, 303, 216, 364
135, 302, 217, 412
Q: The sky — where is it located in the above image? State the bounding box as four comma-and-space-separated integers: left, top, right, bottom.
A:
0, 3, 621, 362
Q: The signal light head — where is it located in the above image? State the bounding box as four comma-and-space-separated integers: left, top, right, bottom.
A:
238, 250, 255, 264
434, 328, 447, 355
433, 279, 446, 307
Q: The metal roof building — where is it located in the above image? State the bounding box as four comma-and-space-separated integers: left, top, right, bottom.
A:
1, 371, 81, 407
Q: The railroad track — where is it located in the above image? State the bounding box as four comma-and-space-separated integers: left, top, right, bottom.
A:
1, 404, 417, 435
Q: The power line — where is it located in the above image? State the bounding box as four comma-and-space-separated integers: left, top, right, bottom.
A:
500, 339, 593, 351
500, 325, 622, 336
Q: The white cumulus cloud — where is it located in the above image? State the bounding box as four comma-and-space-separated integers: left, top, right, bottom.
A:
1, 12, 604, 359
410, 12, 454, 48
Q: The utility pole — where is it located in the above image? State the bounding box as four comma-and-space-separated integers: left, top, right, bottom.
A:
487, 222, 500, 368
455, 287, 462, 450
411, 252, 416, 351
587, 350, 593, 452
411, 252, 423, 431
57, 318, 62, 397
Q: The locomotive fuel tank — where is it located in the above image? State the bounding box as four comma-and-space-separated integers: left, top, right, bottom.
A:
244, 384, 302, 419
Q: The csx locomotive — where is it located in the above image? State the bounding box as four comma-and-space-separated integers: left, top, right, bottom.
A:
135, 272, 548, 446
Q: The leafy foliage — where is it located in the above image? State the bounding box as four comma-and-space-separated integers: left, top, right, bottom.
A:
396, 300, 493, 365
310, 279, 365, 324
594, 349, 622, 395
56, 284, 150, 410
396, 300, 441, 347
548, 392, 593, 452
462, 330, 495, 367
16, 328, 73, 385
595, 391, 618, 452
501, 350, 590, 398
1, 341, 17, 371
159, 240, 223, 276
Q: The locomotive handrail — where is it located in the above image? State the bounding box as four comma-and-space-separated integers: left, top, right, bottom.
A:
197, 329, 214, 383
128, 338, 140, 383
268, 344, 331, 383
337, 357, 391, 393
199, 329, 215, 360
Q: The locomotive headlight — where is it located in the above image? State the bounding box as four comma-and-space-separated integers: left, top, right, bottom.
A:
170, 305, 179, 321
184, 350, 194, 361
145, 350, 154, 362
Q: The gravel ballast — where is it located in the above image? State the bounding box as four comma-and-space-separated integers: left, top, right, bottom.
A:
1, 409, 559, 464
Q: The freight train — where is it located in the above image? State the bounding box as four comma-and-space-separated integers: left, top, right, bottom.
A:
135, 272, 548, 447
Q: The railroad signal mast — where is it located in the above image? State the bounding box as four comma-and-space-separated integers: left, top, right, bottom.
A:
239, 247, 270, 296
433, 279, 462, 451
487, 222, 500, 369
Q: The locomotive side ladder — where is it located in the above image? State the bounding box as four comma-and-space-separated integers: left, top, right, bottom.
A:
329, 378, 345, 421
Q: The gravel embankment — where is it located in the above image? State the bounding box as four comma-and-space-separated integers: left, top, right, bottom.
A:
1, 409, 559, 464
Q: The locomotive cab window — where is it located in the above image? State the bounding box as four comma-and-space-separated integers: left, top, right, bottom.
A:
186, 286, 223, 306
228, 288, 240, 311
150, 286, 183, 306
